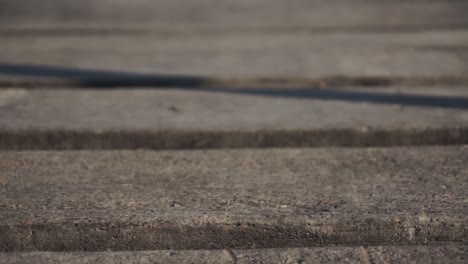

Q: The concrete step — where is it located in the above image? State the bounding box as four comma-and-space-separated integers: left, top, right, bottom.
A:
1, 87, 467, 149
1, 31, 468, 83
1, 0, 467, 30
1, 146, 466, 250
0, 246, 466, 264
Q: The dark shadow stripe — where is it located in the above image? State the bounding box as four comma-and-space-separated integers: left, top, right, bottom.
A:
202, 86, 468, 109
1, 63, 468, 109
0, 63, 207, 87
2, 64, 468, 88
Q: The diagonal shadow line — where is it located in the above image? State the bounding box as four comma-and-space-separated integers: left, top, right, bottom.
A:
1, 63, 468, 110
204, 87, 468, 110
0, 63, 208, 87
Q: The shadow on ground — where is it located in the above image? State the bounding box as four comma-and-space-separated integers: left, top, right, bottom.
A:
1, 63, 468, 110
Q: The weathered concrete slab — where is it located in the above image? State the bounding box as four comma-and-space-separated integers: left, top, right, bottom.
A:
1, 0, 467, 30
1, 1, 467, 82
0, 246, 466, 264
0, 87, 468, 149
1, 31, 468, 81
0, 146, 467, 250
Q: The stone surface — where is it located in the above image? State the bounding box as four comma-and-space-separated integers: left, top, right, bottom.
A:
1, 1, 467, 257
0, 87, 468, 149
0, 146, 467, 250
2, 1, 467, 81
1, 0, 467, 29
1, 1, 468, 81
1, 31, 467, 81
0, 246, 466, 264
2, 87, 467, 131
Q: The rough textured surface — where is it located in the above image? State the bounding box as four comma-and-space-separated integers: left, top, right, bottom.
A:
0, 146, 467, 250
1, 0, 467, 258
0, 87, 468, 149
0, 246, 466, 264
